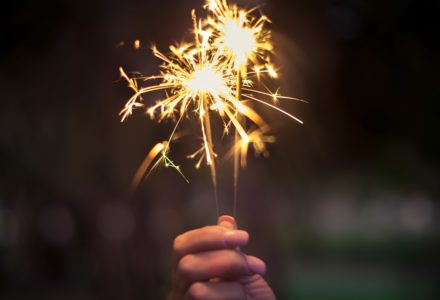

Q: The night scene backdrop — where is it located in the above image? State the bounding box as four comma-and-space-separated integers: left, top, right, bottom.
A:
0, 0, 439, 299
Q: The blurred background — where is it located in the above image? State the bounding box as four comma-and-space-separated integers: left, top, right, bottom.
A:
0, 0, 439, 299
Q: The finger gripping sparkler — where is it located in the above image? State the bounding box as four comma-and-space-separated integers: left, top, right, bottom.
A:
120, 0, 304, 215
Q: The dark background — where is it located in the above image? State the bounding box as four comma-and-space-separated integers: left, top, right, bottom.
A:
1, 0, 439, 299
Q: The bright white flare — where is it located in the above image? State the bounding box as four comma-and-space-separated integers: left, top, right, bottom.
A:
220, 17, 256, 67
186, 65, 226, 96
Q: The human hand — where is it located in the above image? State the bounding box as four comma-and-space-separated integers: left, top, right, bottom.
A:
168, 215, 276, 300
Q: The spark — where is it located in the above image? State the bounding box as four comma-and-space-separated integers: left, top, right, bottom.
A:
134, 39, 141, 49
119, 0, 304, 197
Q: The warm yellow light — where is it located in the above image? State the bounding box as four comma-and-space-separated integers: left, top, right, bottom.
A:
186, 65, 225, 96
205, 0, 273, 72
266, 63, 278, 78
221, 18, 255, 67
134, 39, 141, 49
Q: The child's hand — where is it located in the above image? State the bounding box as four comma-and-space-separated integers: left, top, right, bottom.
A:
168, 216, 276, 300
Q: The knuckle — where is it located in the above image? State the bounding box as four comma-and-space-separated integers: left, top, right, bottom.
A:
187, 282, 207, 299
178, 254, 197, 277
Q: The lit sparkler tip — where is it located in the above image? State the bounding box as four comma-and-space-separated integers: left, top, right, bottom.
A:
120, 0, 304, 187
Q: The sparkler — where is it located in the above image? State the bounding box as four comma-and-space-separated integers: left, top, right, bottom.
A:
120, 0, 304, 214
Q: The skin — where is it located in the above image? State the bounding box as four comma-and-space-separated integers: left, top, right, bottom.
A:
168, 216, 276, 300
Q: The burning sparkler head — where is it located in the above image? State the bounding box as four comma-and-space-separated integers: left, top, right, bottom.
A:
217, 14, 256, 67
186, 64, 226, 96
119, 0, 304, 189
205, 0, 273, 72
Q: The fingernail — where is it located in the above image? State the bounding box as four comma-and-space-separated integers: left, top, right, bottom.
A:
218, 215, 236, 229
224, 230, 249, 246
245, 256, 266, 275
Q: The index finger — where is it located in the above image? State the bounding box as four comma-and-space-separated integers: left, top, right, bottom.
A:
173, 226, 249, 259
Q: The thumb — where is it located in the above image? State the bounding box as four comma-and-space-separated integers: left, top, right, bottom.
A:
217, 215, 237, 230
217, 215, 242, 251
